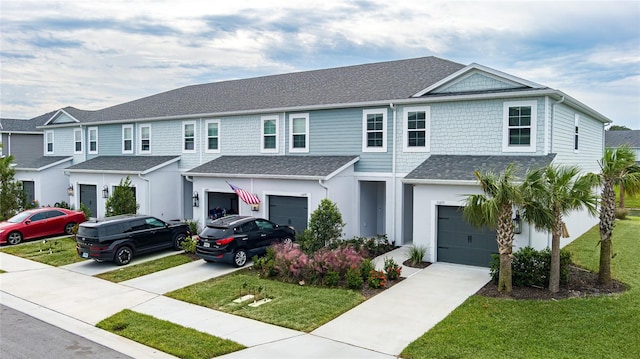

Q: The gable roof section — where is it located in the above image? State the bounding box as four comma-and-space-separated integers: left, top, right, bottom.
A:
185, 155, 359, 180
605, 130, 640, 148
65, 156, 180, 174
13, 156, 73, 171
1, 112, 52, 133
404, 154, 556, 184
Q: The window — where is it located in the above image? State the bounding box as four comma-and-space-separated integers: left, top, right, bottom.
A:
139, 124, 151, 153
574, 114, 580, 152
403, 106, 430, 152
182, 121, 196, 153
502, 100, 537, 152
205, 120, 220, 153
261, 116, 278, 153
45, 131, 54, 154
289, 113, 309, 153
122, 125, 133, 154
362, 109, 387, 152
88, 127, 98, 154
73, 128, 82, 154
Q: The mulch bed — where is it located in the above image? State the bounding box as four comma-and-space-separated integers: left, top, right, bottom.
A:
476, 265, 629, 300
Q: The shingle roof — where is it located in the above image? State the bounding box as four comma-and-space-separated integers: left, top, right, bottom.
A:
13, 156, 73, 171
404, 154, 557, 182
65, 156, 180, 173
186, 155, 359, 180
41, 57, 465, 124
0, 113, 51, 132
605, 130, 640, 148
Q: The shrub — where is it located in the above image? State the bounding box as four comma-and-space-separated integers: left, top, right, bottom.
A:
252, 248, 278, 277
615, 207, 629, 220
328, 235, 395, 258
105, 176, 139, 217
301, 199, 345, 253
489, 246, 572, 288
79, 202, 92, 219
345, 267, 364, 289
407, 245, 427, 266
383, 258, 401, 280
324, 271, 340, 287
181, 236, 197, 254
185, 219, 201, 236
359, 258, 375, 282
368, 270, 387, 289
55, 201, 71, 209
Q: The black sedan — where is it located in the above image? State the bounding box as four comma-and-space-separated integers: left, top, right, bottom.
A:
195, 215, 295, 267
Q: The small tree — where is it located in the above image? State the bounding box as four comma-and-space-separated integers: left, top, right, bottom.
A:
0, 154, 26, 220
300, 198, 345, 253
105, 176, 139, 217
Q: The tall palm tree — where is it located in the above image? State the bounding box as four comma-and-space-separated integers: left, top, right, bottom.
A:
463, 163, 522, 293
596, 146, 640, 286
522, 165, 598, 292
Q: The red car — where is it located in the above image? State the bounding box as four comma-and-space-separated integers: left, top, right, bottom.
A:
0, 208, 87, 245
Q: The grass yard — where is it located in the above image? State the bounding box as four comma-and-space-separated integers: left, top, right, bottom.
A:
167, 271, 365, 332
401, 217, 640, 359
0, 237, 86, 266
615, 185, 640, 208
97, 309, 245, 359
95, 253, 196, 282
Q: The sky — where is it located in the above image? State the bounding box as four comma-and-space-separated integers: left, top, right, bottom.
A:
1, 0, 639, 129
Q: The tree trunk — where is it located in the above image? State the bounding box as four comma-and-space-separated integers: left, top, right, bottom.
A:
598, 238, 612, 286
598, 178, 616, 286
497, 253, 512, 293
548, 216, 562, 292
496, 206, 514, 293
619, 183, 625, 208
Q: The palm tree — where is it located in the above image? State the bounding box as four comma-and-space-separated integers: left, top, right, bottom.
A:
522, 165, 598, 292
463, 163, 522, 293
596, 146, 640, 286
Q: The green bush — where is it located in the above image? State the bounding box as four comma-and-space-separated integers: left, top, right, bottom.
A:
345, 267, 364, 289
325, 271, 340, 287
489, 246, 572, 288
185, 219, 201, 236
368, 269, 387, 289
301, 199, 345, 253
359, 258, 375, 282
79, 202, 92, 219
105, 176, 139, 217
407, 245, 427, 265
181, 236, 197, 254
383, 258, 401, 280
615, 207, 629, 220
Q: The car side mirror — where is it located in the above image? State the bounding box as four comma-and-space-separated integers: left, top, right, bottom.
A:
25, 220, 31, 225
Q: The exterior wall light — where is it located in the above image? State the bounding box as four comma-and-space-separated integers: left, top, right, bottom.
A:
192, 191, 199, 207
102, 185, 109, 198
513, 210, 522, 234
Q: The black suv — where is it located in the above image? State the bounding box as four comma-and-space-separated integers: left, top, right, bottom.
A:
76, 214, 190, 265
195, 215, 295, 267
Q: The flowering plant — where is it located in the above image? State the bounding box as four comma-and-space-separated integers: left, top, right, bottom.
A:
368, 269, 387, 289
383, 258, 402, 280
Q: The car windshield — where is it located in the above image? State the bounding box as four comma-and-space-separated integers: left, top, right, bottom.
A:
7, 212, 31, 223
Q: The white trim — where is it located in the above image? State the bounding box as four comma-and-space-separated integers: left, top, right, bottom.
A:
544, 96, 550, 154
45, 130, 54, 154
43, 108, 81, 125
362, 108, 387, 152
88, 127, 98, 154
204, 119, 221, 153
261, 115, 279, 153
122, 124, 134, 154
73, 128, 83, 154
502, 100, 537, 153
574, 114, 580, 153
288, 113, 309, 153
138, 124, 151, 154
182, 120, 197, 153
403, 106, 430, 153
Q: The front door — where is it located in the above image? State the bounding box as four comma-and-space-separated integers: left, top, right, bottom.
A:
79, 184, 97, 219
22, 181, 35, 206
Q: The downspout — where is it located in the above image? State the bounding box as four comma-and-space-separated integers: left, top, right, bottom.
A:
318, 179, 328, 198
7, 132, 11, 156
390, 102, 397, 243
138, 173, 150, 217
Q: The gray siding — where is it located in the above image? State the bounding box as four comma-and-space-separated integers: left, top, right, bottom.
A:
1, 133, 43, 161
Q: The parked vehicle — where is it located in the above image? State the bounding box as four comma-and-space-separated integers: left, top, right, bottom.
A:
195, 215, 295, 267
75, 214, 190, 265
0, 208, 86, 245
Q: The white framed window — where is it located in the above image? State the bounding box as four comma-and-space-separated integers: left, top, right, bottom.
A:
45, 130, 54, 154
574, 114, 580, 153
289, 113, 309, 153
362, 109, 387, 152
261, 115, 279, 153
88, 127, 98, 154
122, 124, 133, 154
139, 124, 151, 153
205, 119, 220, 153
403, 106, 430, 152
73, 128, 83, 154
502, 100, 537, 153
182, 121, 196, 153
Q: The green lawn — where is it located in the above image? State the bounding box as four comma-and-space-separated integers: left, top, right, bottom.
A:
167, 271, 365, 332
0, 237, 86, 266
401, 217, 640, 359
97, 309, 245, 359
96, 253, 196, 282
615, 185, 640, 208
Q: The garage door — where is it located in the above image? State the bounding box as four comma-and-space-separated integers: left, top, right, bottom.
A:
269, 195, 308, 233
437, 206, 498, 267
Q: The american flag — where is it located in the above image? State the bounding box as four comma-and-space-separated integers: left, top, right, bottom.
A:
227, 182, 261, 205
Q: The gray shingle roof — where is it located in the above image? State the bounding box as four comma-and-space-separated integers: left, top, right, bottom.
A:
1, 112, 51, 132
13, 156, 73, 171
405, 154, 557, 182
186, 155, 359, 179
65, 156, 180, 173
41, 57, 465, 124
605, 130, 640, 148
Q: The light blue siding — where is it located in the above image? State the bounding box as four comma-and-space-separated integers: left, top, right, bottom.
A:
433, 72, 520, 94
551, 104, 604, 173
51, 112, 77, 124
97, 124, 123, 155
53, 127, 74, 156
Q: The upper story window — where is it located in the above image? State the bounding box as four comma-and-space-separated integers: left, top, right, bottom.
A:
403, 106, 430, 152
88, 127, 98, 154
574, 114, 580, 152
205, 120, 220, 153
182, 121, 196, 153
139, 124, 151, 153
122, 125, 133, 154
73, 128, 82, 154
261, 116, 278, 153
362, 109, 387, 152
45, 130, 54, 154
289, 113, 309, 153
502, 100, 537, 153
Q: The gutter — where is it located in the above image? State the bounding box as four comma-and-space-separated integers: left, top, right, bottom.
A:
390, 102, 397, 244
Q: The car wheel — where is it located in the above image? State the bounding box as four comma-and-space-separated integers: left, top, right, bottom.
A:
7, 231, 22, 245
233, 249, 248, 267
114, 246, 133, 266
173, 233, 187, 250
280, 237, 293, 248
64, 222, 76, 235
